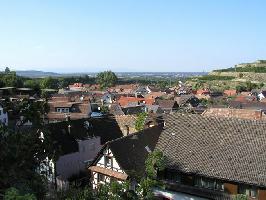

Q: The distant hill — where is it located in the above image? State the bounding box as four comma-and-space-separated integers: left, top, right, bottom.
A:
16, 70, 61, 78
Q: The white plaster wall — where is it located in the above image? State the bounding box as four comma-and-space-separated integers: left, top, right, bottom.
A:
93, 148, 126, 189
96, 148, 124, 173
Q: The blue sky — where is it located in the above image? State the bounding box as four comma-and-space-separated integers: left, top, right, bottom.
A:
0, 0, 266, 73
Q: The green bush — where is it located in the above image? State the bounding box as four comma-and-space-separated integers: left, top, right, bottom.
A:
135, 112, 148, 131
197, 75, 235, 81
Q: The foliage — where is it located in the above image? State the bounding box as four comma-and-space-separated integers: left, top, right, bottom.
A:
57, 186, 94, 200
214, 66, 266, 73
0, 125, 48, 199
233, 194, 248, 200
4, 67, 11, 74
145, 150, 165, 179
40, 76, 59, 89
24, 79, 41, 94
135, 150, 166, 199
197, 75, 235, 81
4, 187, 37, 200
0, 71, 23, 88
100, 105, 109, 114
96, 71, 118, 89
135, 112, 148, 131
17, 98, 49, 127
235, 81, 259, 93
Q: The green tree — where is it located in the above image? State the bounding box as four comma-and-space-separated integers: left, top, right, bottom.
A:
135, 112, 148, 131
245, 81, 257, 91
4, 187, 37, 200
0, 124, 48, 199
4, 67, 11, 74
24, 79, 41, 94
40, 77, 58, 89
17, 99, 48, 127
236, 85, 247, 93
96, 71, 118, 89
100, 105, 109, 114
0, 71, 23, 87
56, 186, 94, 200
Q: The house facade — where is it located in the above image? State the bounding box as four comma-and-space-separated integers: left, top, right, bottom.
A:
88, 126, 162, 190
88, 113, 266, 200
41, 117, 124, 190
90, 147, 127, 189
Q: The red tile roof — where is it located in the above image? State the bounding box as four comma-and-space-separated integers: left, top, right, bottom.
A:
196, 89, 210, 95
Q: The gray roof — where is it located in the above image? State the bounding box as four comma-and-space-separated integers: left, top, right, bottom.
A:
156, 113, 266, 187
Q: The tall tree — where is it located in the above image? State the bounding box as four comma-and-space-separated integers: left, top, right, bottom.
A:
40, 77, 58, 89
0, 125, 48, 198
4, 67, 10, 73
96, 71, 118, 89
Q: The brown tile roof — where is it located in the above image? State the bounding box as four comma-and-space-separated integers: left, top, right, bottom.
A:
118, 96, 154, 107
88, 166, 128, 180
47, 112, 89, 120
202, 108, 266, 120
156, 100, 178, 110
109, 104, 124, 115
156, 113, 266, 187
48, 101, 74, 108
234, 95, 257, 103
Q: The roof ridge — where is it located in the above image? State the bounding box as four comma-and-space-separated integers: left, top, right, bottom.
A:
168, 112, 266, 124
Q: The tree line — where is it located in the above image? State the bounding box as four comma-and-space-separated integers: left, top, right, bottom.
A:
1, 68, 185, 92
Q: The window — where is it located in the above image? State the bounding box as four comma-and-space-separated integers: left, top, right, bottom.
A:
239, 185, 257, 198
165, 170, 181, 183
98, 173, 105, 183
194, 177, 224, 191
104, 156, 111, 167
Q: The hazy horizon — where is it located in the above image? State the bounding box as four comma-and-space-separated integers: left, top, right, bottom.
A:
1, 1, 266, 73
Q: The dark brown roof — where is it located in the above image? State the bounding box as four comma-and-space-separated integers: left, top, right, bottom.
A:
91, 126, 162, 177
156, 100, 178, 110
45, 117, 123, 155
156, 113, 266, 187
229, 101, 266, 110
